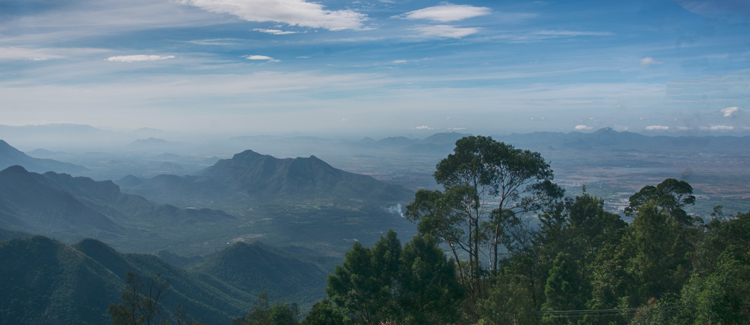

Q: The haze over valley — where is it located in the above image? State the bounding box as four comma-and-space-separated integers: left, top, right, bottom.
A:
2, 0, 749, 323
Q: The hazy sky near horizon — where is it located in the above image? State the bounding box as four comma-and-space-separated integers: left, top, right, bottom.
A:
1, 0, 749, 136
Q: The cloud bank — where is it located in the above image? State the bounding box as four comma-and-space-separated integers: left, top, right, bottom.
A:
246, 55, 279, 62
575, 125, 593, 130
106, 55, 175, 62
721, 106, 740, 117
180, 0, 367, 30
645, 125, 669, 130
641, 57, 664, 67
412, 25, 479, 38
401, 4, 491, 22
700, 125, 734, 130
253, 29, 298, 35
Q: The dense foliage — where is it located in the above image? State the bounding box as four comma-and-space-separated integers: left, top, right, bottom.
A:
299, 136, 750, 325
2, 135, 749, 325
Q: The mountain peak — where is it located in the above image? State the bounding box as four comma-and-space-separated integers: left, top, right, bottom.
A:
0, 165, 29, 175
0, 140, 24, 154
231, 150, 264, 160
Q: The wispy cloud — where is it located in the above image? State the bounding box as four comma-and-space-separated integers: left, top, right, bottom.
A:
575, 125, 593, 130
0, 47, 65, 61
640, 57, 664, 67
399, 4, 491, 22
180, 0, 367, 30
673, 0, 750, 18
645, 125, 669, 130
535, 30, 614, 37
415, 125, 433, 130
700, 125, 734, 130
0, 47, 109, 61
253, 28, 298, 35
106, 55, 175, 62
411, 25, 480, 38
186, 38, 243, 45
245, 55, 280, 62
721, 106, 740, 117
492, 30, 614, 43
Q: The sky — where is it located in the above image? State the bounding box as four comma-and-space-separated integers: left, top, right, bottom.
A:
0, 0, 749, 137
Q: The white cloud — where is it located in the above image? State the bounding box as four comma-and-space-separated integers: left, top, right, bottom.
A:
721, 106, 740, 117
0, 47, 65, 61
180, 0, 367, 31
400, 4, 491, 22
534, 30, 614, 37
253, 28, 298, 35
700, 125, 734, 130
575, 125, 593, 130
415, 126, 433, 130
448, 127, 466, 130
245, 55, 279, 62
187, 38, 243, 45
645, 125, 669, 130
106, 55, 175, 62
296, 56, 311, 59
411, 25, 480, 38
491, 30, 613, 42
641, 57, 664, 67
677, 126, 692, 130
392, 60, 408, 64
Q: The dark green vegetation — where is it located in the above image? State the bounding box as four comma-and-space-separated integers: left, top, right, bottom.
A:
1, 132, 749, 324
294, 136, 749, 324
0, 164, 235, 247
0, 235, 331, 325
0, 236, 246, 324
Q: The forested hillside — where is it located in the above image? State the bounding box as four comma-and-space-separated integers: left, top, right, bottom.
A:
1, 135, 748, 325
294, 136, 750, 325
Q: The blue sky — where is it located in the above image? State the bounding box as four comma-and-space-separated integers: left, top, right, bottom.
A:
1, 0, 748, 137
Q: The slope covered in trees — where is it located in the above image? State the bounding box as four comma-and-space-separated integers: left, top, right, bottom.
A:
0, 235, 335, 325
299, 136, 750, 325
0, 165, 234, 247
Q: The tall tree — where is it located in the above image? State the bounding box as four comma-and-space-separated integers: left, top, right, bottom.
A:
624, 202, 692, 306
108, 271, 173, 325
406, 136, 561, 296
234, 292, 299, 325
625, 178, 696, 225
326, 231, 463, 325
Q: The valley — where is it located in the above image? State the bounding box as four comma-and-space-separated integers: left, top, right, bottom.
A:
1, 127, 749, 324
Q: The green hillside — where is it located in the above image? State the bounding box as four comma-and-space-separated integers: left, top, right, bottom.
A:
191, 241, 329, 310
0, 166, 236, 252
0, 166, 122, 242
0, 236, 124, 325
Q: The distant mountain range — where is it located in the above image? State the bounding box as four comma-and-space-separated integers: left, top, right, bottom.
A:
0, 165, 234, 244
119, 149, 414, 207
0, 140, 86, 174
493, 127, 750, 153
0, 235, 328, 325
